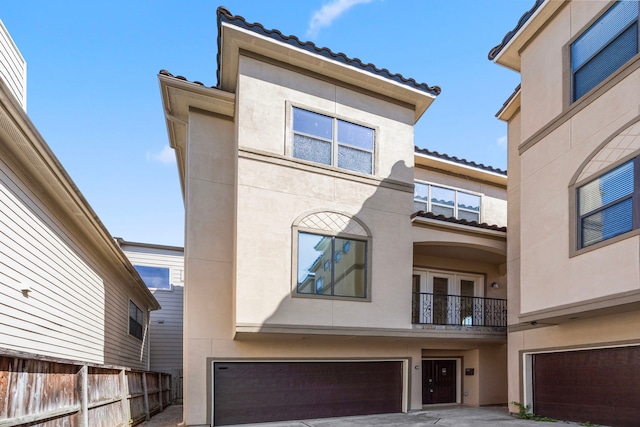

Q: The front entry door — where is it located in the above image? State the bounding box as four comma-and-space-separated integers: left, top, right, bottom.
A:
422, 360, 457, 404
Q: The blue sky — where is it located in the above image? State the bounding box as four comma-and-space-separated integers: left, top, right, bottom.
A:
1, 0, 530, 247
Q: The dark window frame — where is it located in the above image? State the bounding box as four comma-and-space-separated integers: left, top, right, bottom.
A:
128, 300, 144, 340
571, 0, 640, 102
577, 156, 640, 249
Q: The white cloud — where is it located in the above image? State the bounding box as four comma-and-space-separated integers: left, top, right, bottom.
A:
496, 135, 508, 150
306, 0, 374, 39
146, 145, 175, 165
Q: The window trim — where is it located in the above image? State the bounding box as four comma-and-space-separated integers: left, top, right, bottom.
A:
286, 102, 378, 176
128, 300, 145, 341
413, 181, 482, 222
134, 264, 173, 291
292, 212, 372, 302
572, 154, 640, 254
569, 0, 640, 103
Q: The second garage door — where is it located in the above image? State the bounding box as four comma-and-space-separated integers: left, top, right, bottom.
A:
533, 346, 640, 427
213, 360, 403, 425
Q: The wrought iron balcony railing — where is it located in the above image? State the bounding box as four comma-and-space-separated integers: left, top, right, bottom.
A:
412, 292, 507, 327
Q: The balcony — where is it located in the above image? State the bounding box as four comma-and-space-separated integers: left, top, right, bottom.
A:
412, 292, 507, 328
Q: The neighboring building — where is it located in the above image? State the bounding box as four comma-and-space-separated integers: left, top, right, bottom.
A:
0, 19, 26, 110
0, 37, 159, 368
159, 7, 507, 426
490, 1, 640, 425
117, 238, 185, 401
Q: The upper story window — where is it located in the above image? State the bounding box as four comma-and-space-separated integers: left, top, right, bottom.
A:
129, 300, 144, 340
571, 0, 639, 102
414, 182, 481, 222
134, 265, 171, 290
292, 107, 374, 174
578, 158, 636, 248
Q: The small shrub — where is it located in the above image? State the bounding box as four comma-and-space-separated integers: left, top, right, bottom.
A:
511, 401, 556, 422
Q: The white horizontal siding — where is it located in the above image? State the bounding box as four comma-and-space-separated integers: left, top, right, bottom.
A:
0, 167, 105, 363
0, 162, 152, 370
120, 246, 183, 373
0, 20, 26, 109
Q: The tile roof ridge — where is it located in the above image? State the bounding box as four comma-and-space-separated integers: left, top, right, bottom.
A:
414, 146, 507, 175
411, 211, 507, 232
488, 0, 545, 61
216, 6, 441, 96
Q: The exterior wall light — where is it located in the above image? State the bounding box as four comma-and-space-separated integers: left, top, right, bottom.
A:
491, 282, 500, 289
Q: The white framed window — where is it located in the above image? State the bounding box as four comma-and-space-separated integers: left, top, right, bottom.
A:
128, 300, 144, 340
134, 265, 171, 290
571, 0, 640, 102
292, 107, 375, 174
413, 182, 481, 222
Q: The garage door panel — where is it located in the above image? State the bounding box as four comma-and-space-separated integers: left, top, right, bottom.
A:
534, 346, 640, 427
213, 361, 403, 425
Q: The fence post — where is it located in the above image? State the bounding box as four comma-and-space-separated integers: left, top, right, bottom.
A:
158, 372, 163, 411
120, 369, 131, 425
78, 365, 89, 427
142, 372, 150, 421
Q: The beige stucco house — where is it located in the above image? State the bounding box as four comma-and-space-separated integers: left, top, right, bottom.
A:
160, 7, 508, 426
490, 0, 640, 425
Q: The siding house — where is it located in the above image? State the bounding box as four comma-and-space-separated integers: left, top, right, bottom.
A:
0, 22, 159, 369
490, 1, 640, 425
117, 238, 184, 402
159, 7, 508, 426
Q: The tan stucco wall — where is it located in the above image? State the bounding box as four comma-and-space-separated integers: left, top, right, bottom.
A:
503, 0, 640, 414
516, 0, 640, 315
234, 55, 415, 330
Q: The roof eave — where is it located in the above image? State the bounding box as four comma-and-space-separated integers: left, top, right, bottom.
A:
491, 0, 565, 71
414, 152, 507, 186
158, 72, 236, 199
218, 22, 436, 124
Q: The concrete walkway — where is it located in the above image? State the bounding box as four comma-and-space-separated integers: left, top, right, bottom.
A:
141, 405, 600, 426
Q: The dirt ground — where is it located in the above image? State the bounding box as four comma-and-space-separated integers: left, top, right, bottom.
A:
138, 405, 183, 427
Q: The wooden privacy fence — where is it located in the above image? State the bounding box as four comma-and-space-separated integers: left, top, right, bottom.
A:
0, 355, 171, 427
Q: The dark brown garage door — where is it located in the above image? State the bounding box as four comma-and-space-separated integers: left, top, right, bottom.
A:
533, 346, 640, 427
213, 361, 403, 425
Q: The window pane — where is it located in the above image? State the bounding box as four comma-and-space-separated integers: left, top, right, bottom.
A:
293, 108, 332, 139
573, 23, 638, 100
414, 201, 427, 212
337, 120, 374, 150
572, 0, 638, 70
579, 160, 634, 215
333, 237, 366, 298
134, 265, 171, 290
431, 186, 455, 207
338, 145, 372, 174
458, 192, 480, 212
432, 204, 455, 218
414, 182, 428, 202
293, 134, 331, 165
458, 210, 480, 222
582, 198, 633, 246
297, 232, 329, 294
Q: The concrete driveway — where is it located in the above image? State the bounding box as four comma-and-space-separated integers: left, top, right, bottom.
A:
142, 404, 600, 427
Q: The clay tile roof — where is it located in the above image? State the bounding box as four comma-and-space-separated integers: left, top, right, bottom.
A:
414, 146, 507, 175
412, 211, 507, 233
487, 0, 545, 61
216, 6, 441, 96
158, 69, 211, 87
